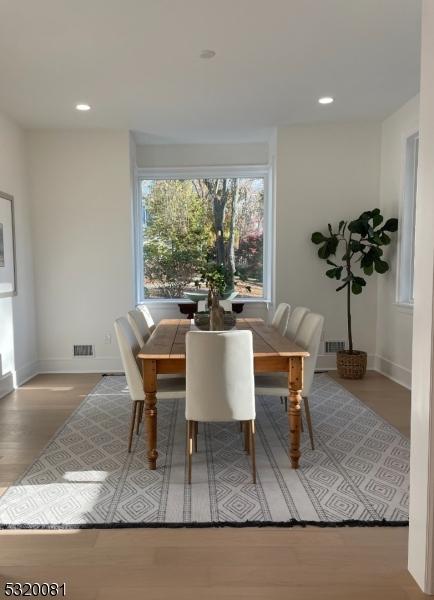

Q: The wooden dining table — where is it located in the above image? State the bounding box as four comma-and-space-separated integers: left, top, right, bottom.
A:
137, 318, 309, 470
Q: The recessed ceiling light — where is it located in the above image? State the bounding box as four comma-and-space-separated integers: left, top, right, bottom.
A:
318, 96, 334, 105
200, 49, 216, 59
75, 103, 91, 111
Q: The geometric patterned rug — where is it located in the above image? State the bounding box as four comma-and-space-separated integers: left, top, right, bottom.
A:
0, 374, 409, 528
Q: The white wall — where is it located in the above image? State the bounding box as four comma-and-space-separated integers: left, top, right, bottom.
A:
136, 142, 269, 169
375, 96, 419, 388
408, 0, 434, 592
23, 135, 271, 373
0, 111, 37, 389
276, 122, 382, 367
27, 130, 133, 373
27, 127, 385, 372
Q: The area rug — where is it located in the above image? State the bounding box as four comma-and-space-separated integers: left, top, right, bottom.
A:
0, 374, 409, 528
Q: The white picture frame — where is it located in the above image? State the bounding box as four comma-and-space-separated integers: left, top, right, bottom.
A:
0, 191, 17, 298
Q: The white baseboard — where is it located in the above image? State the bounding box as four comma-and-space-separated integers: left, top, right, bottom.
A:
10, 354, 412, 391
374, 355, 411, 389
15, 360, 40, 386
0, 371, 14, 399
37, 356, 123, 374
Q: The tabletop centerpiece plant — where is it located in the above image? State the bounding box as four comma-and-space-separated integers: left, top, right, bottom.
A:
195, 262, 233, 330
311, 208, 398, 379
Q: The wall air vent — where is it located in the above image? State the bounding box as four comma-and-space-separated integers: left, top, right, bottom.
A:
325, 340, 346, 353
73, 344, 94, 357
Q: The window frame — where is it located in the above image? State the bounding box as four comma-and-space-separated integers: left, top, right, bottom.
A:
134, 165, 273, 305
396, 130, 419, 308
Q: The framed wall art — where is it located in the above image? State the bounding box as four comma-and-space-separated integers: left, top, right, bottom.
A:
0, 191, 17, 298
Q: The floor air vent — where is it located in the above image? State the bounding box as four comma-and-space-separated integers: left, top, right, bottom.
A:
73, 344, 94, 357
325, 340, 345, 353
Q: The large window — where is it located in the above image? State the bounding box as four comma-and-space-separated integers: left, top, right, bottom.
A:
397, 132, 418, 305
135, 168, 270, 302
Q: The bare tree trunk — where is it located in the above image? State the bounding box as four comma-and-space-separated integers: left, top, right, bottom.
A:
204, 178, 228, 265
214, 201, 226, 264
225, 179, 238, 282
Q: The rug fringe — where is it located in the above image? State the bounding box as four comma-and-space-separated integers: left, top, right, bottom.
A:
0, 519, 409, 530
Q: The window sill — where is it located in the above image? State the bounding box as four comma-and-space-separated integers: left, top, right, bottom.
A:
139, 298, 270, 305
393, 302, 414, 314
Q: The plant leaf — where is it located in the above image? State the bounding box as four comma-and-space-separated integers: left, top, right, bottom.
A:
318, 244, 330, 259
348, 219, 366, 235
353, 276, 366, 286
311, 231, 326, 244
352, 282, 363, 294
350, 240, 363, 252
372, 213, 383, 228
374, 259, 389, 274
363, 263, 374, 276
370, 233, 383, 245
382, 218, 398, 232
326, 268, 337, 278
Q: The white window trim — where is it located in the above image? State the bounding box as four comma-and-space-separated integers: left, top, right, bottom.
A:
134, 164, 274, 305
396, 129, 418, 308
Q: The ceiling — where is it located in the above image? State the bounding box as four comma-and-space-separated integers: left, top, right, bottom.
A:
0, 0, 421, 143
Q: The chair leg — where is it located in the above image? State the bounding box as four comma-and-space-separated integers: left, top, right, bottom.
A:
243, 421, 250, 454
128, 401, 139, 453
187, 420, 193, 484
193, 421, 198, 452
284, 397, 288, 412
280, 396, 284, 404
136, 401, 144, 435
304, 396, 315, 450
300, 414, 304, 432
249, 420, 256, 484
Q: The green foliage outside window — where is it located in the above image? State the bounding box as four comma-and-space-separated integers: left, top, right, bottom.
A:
142, 177, 264, 299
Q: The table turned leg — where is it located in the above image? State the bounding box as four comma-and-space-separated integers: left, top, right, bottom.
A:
288, 356, 303, 469
143, 359, 158, 469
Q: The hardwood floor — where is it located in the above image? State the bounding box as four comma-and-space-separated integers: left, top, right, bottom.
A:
0, 371, 422, 600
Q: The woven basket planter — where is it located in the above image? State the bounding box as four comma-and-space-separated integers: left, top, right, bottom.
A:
336, 350, 367, 379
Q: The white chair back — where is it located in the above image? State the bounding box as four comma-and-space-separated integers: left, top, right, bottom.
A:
294, 312, 324, 396
286, 306, 310, 340
271, 303, 291, 335
186, 330, 255, 422
128, 308, 151, 347
114, 317, 144, 401
137, 305, 155, 333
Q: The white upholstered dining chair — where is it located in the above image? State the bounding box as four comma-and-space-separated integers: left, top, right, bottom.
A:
128, 308, 151, 347
255, 312, 324, 450
137, 305, 156, 333
114, 317, 185, 452
271, 303, 291, 336
286, 306, 310, 340
185, 330, 256, 484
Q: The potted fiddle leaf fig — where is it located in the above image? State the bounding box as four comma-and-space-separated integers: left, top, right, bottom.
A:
311, 208, 398, 379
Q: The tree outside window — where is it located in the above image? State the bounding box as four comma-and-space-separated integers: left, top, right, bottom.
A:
141, 177, 265, 299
